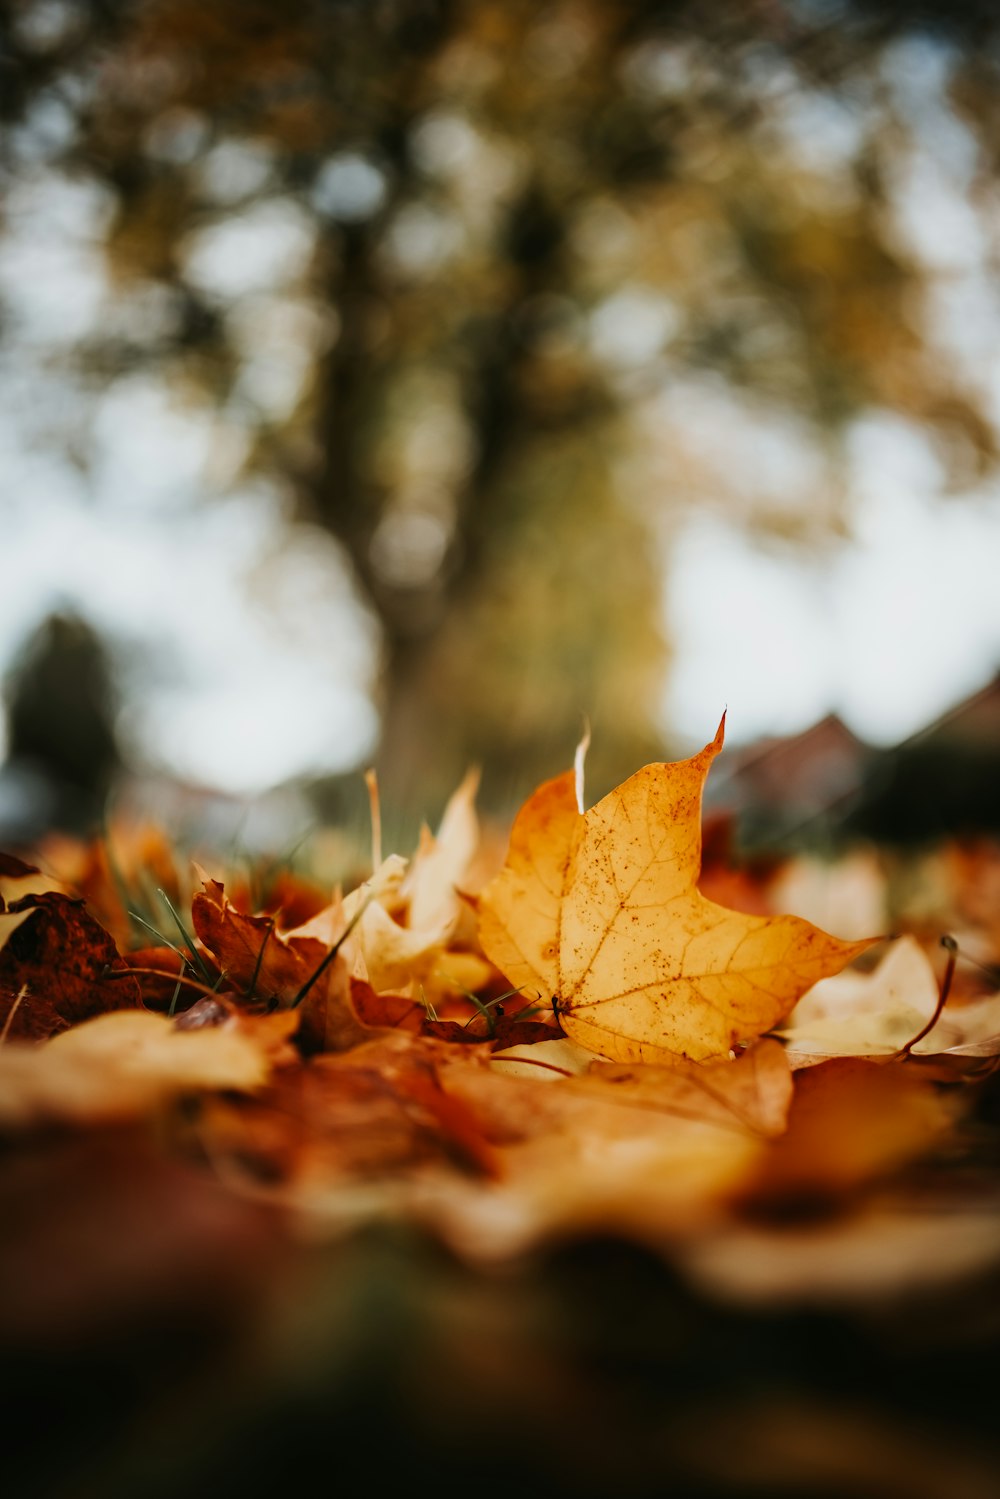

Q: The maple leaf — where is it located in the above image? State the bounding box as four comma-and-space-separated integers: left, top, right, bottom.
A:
191, 874, 325, 1004
344, 876, 454, 993
340, 838, 490, 1000
479, 717, 875, 1063
191, 875, 368, 1052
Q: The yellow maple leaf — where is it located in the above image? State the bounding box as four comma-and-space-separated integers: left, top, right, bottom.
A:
478, 716, 876, 1063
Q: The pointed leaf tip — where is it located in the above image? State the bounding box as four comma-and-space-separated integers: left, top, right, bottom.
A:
480, 728, 873, 1064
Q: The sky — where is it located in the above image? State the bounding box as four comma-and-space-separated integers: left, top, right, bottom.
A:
3, 404, 1000, 793
663, 418, 1000, 751
2, 29, 1000, 793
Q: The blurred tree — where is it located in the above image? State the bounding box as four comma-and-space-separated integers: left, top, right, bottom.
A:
3, 613, 120, 831
4, 0, 1000, 809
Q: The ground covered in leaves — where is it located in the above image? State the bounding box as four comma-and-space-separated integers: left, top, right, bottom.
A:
3, 731, 1000, 1498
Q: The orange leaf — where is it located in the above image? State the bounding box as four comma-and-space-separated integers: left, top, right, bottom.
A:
479, 718, 875, 1062
191, 875, 326, 1005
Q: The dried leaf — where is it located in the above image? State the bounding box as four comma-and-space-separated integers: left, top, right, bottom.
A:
780, 936, 936, 1062
747, 1056, 957, 1200
404, 767, 481, 935
0, 1008, 297, 1127
0, 893, 140, 1042
200, 1031, 499, 1194
480, 719, 874, 1062
416, 1040, 793, 1258
348, 895, 454, 993
191, 874, 322, 1004
781, 935, 1000, 1065
201, 1034, 791, 1258
441, 1038, 792, 1145
192, 875, 368, 1052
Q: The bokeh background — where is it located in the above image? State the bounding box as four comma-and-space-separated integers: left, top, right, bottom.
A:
4, 0, 1000, 848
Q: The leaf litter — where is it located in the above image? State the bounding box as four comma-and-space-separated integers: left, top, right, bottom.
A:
5, 726, 1000, 1494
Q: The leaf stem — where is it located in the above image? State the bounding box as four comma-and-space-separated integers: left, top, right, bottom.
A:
487, 1055, 573, 1078
104, 966, 226, 1001
365, 768, 382, 874
896, 935, 958, 1059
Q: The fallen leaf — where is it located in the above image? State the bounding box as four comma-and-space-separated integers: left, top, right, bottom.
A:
191, 874, 322, 1004
745, 1056, 957, 1200
336, 851, 490, 1002
0, 853, 73, 904
410, 1039, 794, 1259
346, 893, 454, 994
202, 1034, 792, 1259
440, 1037, 793, 1145
192, 875, 368, 1052
779, 935, 937, 1062
781, 934, 1000, 1066
0, 1007, 298, 1127
479, 719, 874, 1062
0, 893, 140, 1042
199, 1030, 500, 1196
404, 767, 481, 935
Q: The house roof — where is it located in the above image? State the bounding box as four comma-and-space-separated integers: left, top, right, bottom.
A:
708, 713, 871, 816
897, 672, 1000, 752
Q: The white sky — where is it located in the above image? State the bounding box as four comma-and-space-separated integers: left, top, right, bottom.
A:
664, 484, 1000, 750
0, 170, 380, 795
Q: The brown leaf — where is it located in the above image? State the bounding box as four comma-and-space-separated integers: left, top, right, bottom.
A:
490, 1016, 564, 1050
122, 944, 210, 1012
191, 875, 322, 1004
349, 979, 424, 1032
192, 875, 370, 1054
199, 1031, 499, 1192
0, 893, 140, 1043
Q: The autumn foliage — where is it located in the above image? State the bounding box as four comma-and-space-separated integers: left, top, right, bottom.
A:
4, 728, 1000, 1495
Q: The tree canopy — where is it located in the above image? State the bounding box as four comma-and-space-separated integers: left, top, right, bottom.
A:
4, 0, 1000, 809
